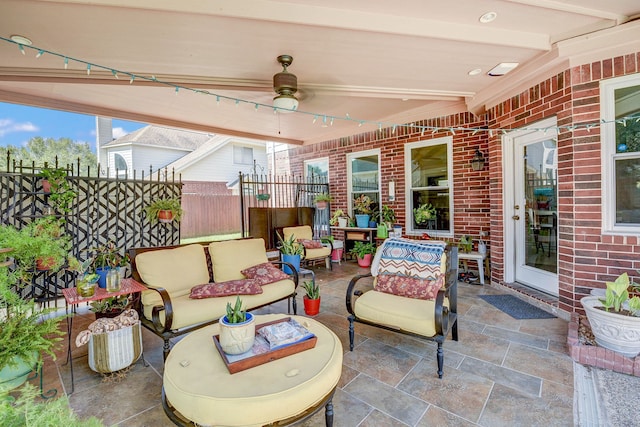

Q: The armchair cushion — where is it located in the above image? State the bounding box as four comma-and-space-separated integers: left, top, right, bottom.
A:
241, 262, 290, 286
374, 274, 444, 301
189, 280, 263, 299
283, 225, 313, 241
209, 238, 269, 282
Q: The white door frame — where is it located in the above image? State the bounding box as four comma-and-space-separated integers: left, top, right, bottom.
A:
503, 117, 558, 294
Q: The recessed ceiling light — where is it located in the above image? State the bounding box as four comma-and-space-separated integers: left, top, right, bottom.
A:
487, 62, 519, 76
468, 68, 482, 76
10, 35, 32, 45
479, 12, 497, 24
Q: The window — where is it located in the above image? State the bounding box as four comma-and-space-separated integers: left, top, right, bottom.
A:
304, 158, 329, 181
404, 136, 453, 235
347, 150, 380, 219
601, 75, 640, 233
114, 153, 127, 177
233, 146, 254, 165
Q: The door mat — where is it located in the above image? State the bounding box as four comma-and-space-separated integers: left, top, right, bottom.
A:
478, 295, 556, 319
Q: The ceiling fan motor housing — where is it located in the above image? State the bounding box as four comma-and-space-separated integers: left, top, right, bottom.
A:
273, 54, 298, 97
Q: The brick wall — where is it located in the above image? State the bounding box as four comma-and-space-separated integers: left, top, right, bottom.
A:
276, 51, 640, 314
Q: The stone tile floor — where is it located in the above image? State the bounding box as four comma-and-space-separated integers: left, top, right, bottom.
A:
35, 261, 579, 426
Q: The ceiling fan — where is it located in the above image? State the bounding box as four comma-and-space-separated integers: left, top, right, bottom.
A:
273, 54, 299, 113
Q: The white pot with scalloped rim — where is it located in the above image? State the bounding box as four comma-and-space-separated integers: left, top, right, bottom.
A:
218, 312, 255, 355
581, 296, 640, 358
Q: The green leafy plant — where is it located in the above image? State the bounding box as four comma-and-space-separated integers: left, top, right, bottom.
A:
90, 295, 130, 314
38, 167, 77, 213
413, 203, 436, 224
91, 241, 129, 269
329, 209, 346, 226
381, 205, 396, 225
144, 197, 183, 225
224, 296, 247, 323
276, 231, 304, 256
302, 280, 320, 300
314, 193, 333, 203
599, 273, 640, 316
349, 241, 376, 259
353, 194, 373, 215
458, 235, 473, 253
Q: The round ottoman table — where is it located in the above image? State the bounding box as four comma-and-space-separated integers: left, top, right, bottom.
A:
163, 314, 343, 426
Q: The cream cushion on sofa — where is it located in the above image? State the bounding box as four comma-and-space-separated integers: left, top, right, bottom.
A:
209, 238, 268, 282
354, 290, 449, 337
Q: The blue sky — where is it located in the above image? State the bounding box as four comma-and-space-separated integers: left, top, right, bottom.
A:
0, 102, 146, 151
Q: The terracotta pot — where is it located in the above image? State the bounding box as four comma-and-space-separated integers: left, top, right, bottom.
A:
41, 179, 51, 193
157, 210, 174, 223
357, 253, 373, 268
315, 201, 327, 210
303, 296, 321, 316
36, 256, 55, 271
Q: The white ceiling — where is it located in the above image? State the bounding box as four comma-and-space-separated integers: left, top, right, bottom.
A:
0, 0, 639, 145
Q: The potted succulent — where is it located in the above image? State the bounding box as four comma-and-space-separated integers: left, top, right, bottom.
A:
38, 167, 77, 213
330, 209, 348, 228
144, 197, 183, 224
302, 280, 320, 316
353, 194, 373, 228
581, 272, 640, 357
413, 203, 437, 226
219, 297, 255, 355
277, 231, 303, 275
349, 241, 376, 268
313, 193, 333, 210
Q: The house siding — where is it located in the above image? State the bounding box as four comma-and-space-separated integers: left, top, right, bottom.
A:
132, 145, 190, 175
274, 50, 640, 316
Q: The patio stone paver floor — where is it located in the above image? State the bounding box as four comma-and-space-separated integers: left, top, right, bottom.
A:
36, 261, 576, 426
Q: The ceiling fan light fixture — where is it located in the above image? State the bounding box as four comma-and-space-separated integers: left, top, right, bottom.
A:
273, 94, 299, 113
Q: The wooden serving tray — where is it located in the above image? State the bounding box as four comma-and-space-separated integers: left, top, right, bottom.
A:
212, 317, 317, 374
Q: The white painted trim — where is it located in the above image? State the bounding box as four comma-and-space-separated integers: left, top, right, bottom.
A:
346, 149, 381, 218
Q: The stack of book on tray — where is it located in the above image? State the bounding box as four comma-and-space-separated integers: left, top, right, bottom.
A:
257, 318, 315, 351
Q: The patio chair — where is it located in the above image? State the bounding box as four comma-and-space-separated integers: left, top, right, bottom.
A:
282, 225, 333, 270
346, 237, 458, 378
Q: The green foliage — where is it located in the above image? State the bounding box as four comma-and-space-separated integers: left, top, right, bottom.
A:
0, 137, 97, 175
276, 231, 303, 256
616, 117, 640, 153
353, 194, 373, 215
381, 205, 396, 225
329, 209, 346, 226
599, 272, 640, 316
458, 235, 473, 253
0, 383, 104, 426
39, 167, 77, 213
89, 295, 130, 314
349, 241, 376, 258
144, 198, 183, 225
91, 241, 128, 269
302, 280, 320, 300
224, 296, 247, 323
313, 193, 333, 203
413, 203, 436, 224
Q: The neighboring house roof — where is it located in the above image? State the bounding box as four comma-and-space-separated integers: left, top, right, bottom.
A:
103, 125, 212, 150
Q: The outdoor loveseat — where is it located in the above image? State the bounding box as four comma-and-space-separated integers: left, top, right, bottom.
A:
129, 238, 299, 359
346, 237, 458, 378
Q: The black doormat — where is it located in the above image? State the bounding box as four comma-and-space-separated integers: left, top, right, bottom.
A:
478, 295, 556, 319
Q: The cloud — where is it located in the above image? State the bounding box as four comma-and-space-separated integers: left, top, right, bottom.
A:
0, 119, 39, 137
112, 127, 128, 138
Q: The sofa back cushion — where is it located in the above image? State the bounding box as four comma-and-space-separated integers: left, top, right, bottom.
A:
209, 238, 268, 282
135, 244, 210, 297
283, 225, 313, 242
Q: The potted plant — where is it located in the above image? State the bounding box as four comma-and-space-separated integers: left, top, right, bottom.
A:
144, 197, 183, 224
67, 257, 99, 297
349, 241, 376, 268
277, 231, 303, 275
330, 209, 348, 228
458, 235, 473, 253
581, 272, 640, 357
218, 297, 255, 355
302, 280, 320, 316
92, 241, 127, 289
38, 167, 77, 213
313, 193, 333, 210
90, 295, 131, 319
353, 194, 373, 228
413, 203, 437, 226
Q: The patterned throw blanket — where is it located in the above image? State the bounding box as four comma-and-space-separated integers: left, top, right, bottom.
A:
372, 237, 446, 280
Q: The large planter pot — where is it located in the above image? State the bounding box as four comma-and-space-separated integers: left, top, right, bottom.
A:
357, 253, 373, 268
581, 296, 640, 358
303, 296, 321, 316
0, 353, 36, 394
355, 214, 370, 228
281, 254, 301, 275
218, 312, 256, 355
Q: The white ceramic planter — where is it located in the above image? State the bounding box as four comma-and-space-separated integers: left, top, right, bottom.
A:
219, 312, 256, 355
581, 296, 640, 358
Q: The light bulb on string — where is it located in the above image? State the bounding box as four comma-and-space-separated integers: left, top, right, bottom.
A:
86, 64, 91, 75
175, 87, 179, 95
129, 75, 135, 84
35, 50, 44, 58
111, 70, 118, 79
18, 44, 25, 55
216, 96, 220, 106
64, 57, 68, 69
312, 115, 318, 124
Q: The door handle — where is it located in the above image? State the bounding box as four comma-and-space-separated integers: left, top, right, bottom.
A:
512, 215, 520, 220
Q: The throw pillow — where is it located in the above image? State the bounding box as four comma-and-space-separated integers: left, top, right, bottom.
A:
189, 279, 263, 299
297, 239, 324, 249
374, 274, 445, 301
241, 262, 291, 285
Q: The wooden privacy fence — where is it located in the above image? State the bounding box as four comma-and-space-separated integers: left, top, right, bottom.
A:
180, 193, 241, 238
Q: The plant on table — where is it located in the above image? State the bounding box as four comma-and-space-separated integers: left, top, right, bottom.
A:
329, 209, 347, 226
224, 296, 248, 323
353, 194, 373, 215
458, 235, 473, 253
67, 256, 99, 297
144, 197, 183, 225
381, 205, 396, 228
313, 193, 333, 210
219, 297, 255, 355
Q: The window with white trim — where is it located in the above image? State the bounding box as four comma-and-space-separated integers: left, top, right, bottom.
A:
404, 136, 453, 235
304, 158, 329, 181
347, 150, 380, 219
233, 146, 254, 165
601, 74, 640, 233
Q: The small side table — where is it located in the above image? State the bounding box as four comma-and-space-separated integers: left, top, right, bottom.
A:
62, 278, 147, 394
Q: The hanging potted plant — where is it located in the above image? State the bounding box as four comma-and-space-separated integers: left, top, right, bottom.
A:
302, 280, 320, 316
38, 167, 77, 213
276, 231, 303, 275
349, 241, 376, 268
144, 198, 183, 225
313, 193, 333, 210
353, 194, 373, 228
581, 272, 640, 357
218, 297, 255, 355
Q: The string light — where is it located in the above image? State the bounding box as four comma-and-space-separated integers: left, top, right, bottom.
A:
1, 35, 638, 139
312, 115, 318, 124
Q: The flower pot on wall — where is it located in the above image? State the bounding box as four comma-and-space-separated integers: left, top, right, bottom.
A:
355, 214, 370, 228
581, 296, 640, 357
